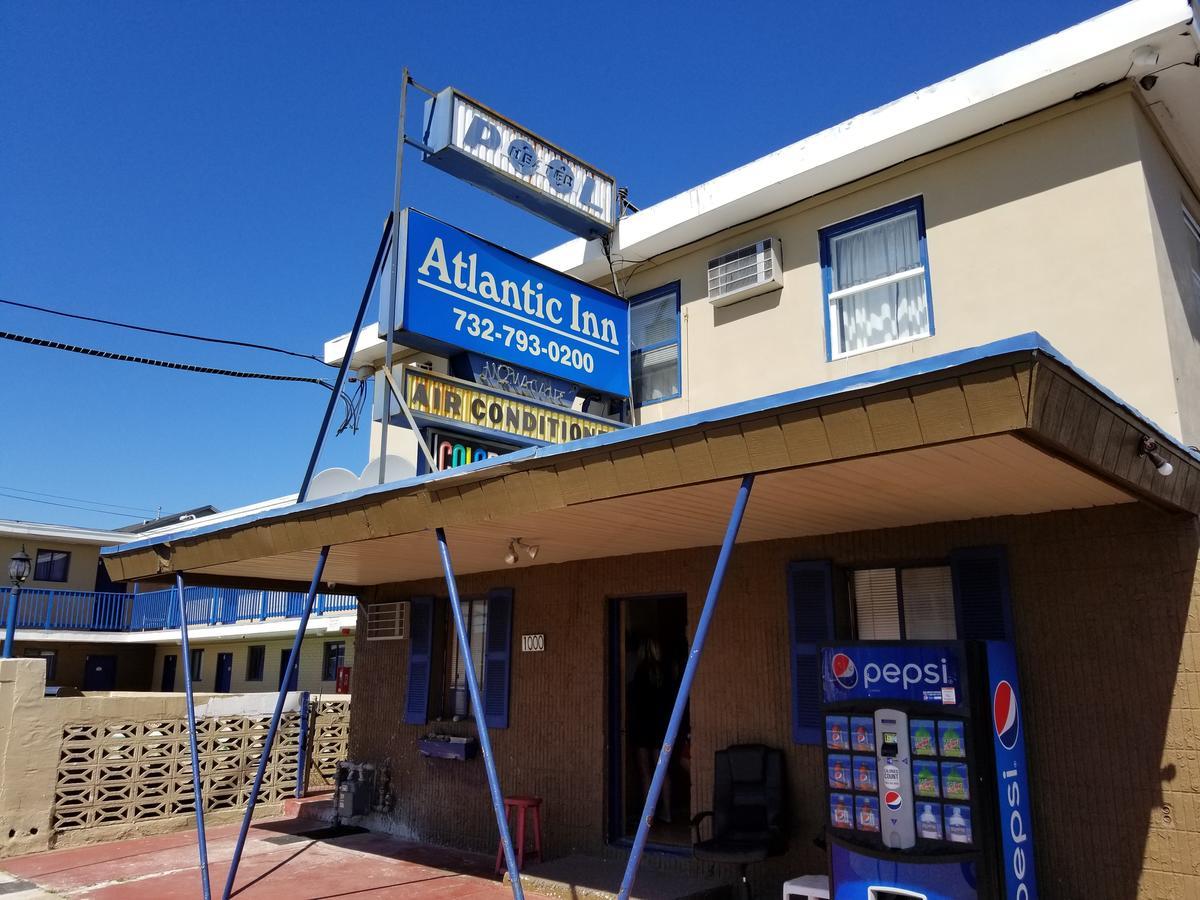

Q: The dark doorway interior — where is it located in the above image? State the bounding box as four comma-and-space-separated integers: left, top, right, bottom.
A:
278, 649, 298, 691
161, 654, 177, 692
608, 594, 691, 848
83, 654, 117, 691
215, 652, 233, 692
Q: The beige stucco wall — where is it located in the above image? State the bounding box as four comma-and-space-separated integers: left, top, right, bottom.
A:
149, 634, 355, 694
0, 537, 103, 593
620, 89, 1190, 443
1132, 103, 1200, 445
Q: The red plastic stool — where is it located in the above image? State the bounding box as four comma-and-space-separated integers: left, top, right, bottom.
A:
494, 795, 543, 874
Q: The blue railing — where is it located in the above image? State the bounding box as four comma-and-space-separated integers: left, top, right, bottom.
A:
10, 586, 358, 633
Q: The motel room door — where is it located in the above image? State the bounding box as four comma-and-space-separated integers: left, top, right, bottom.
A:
215, 652, 234, 692
278, 649, 299, 691
161, 654, 177, 691
608, 594, 691, 847
83, 654, 117, 691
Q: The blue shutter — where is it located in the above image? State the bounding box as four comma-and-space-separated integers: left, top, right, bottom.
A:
403, 596, 435, 725
483, 588, 514, 729
787, 560, 834, 745
951, 546, 1013, 642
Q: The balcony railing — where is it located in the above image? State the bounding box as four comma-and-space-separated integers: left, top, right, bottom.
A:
7, 586, 358, 633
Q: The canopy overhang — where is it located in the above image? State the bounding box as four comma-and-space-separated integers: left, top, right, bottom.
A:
103, 334, 1200, 588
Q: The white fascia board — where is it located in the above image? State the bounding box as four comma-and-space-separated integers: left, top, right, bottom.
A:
0, 520, 133, 546
13, 615, 357, 646
536, 0, 1193, 282
134, 495, 298, 539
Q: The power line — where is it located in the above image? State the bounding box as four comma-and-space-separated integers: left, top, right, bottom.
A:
0, 329, 337, 388
0, 485, 157, 515
0, 297, 331, 366
0, 491, 145, 519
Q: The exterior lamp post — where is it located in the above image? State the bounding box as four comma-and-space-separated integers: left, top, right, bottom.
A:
3, 546, 32, 658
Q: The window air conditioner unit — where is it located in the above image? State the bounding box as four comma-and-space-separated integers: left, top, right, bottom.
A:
707, 237, 783, 307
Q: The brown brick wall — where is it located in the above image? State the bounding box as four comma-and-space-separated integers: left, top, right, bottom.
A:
348, 502, 1200, 897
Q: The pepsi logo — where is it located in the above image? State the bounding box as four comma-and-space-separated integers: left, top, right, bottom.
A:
884, 790, 903, 811
993, 680, 1020, 750
831, 653, 858, 689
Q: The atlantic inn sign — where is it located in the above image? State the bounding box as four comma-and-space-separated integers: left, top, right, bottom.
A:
382, 209, 631, 398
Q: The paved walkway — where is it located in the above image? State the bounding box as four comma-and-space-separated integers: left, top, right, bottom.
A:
0, 817, 545, 898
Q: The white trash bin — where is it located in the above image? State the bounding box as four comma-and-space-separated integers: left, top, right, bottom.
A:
782, 874, 830, 900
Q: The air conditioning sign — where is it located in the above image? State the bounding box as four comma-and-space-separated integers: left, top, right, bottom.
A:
383, 209, 630, 397
422, 88, 616, 239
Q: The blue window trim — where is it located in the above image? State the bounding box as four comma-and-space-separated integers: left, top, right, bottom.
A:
629, 282, 682, 407
819, 196, 935, 362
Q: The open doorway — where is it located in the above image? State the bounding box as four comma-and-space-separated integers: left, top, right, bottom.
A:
608, 594, 691, 848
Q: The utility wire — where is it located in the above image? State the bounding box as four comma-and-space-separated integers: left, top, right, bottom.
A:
0, 485, 156, 515
0, 329, 367, 434
0, 329, 336, 388
0, 490, 146, 519
0, 297, 331, 366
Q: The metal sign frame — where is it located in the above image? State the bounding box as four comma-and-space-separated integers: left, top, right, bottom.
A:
422, 86, 616, 239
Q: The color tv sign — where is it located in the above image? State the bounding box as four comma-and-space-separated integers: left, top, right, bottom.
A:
422, 88, 616, 239
382, 209, 630, 397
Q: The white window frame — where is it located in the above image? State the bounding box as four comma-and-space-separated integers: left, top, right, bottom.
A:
821, 198, 934, 361
366, 600, 408, 641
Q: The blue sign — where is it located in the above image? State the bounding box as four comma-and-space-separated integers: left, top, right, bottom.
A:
984, 641, 1039, 900
382, 209, 630, 397
821, 644, 964, 707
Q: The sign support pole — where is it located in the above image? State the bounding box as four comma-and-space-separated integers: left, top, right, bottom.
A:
380, 366, 437, 471
176, 573, 212, 900
298, 213, 394, 504
617, 474, 755, 900
379, 68, 411, 483
435, 527, 525, 898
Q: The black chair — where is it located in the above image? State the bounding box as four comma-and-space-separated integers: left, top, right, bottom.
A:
691, 743, 788, 900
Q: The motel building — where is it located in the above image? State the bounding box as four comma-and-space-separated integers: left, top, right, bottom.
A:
2, 507, 357, 695
105, 2, 1200, 897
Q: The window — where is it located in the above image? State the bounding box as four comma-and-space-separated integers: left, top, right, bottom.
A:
322, 641, 345, 681
850, 566, 955, 640
246, 645, 265, 681
33, 549, 70, 583
442, 597, 487, 719
1185, 207, 1200, 305
821, 198, 933, 359
189, 648, 203, 680
367, 601, 407, 640
404, 589, 514, 728
23, 648, 57, 681
629, 284, 681, 406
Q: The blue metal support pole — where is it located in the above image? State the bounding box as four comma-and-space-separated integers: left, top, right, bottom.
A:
618, 474, 755, 900
297, 214, 394, 504
2, 584, 19, 657
435, 528, 524, 899
176, 574, 212, 900
221, 545, 330, 900
295, 691, 311, 799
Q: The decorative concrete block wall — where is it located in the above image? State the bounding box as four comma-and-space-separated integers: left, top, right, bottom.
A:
0, 658, 350, 858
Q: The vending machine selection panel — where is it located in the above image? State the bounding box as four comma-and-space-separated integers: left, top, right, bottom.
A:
823, 710, 977, 852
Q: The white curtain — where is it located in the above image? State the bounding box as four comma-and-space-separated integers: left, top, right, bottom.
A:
831, 211, 928, 355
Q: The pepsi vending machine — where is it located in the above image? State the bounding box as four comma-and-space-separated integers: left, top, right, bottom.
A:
820, 641, 1037, 900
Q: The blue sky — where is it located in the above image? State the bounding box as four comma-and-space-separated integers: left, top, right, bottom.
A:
1, 0, 1124, 529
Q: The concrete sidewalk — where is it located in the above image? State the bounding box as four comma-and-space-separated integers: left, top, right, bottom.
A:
0, 817, 548, 898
